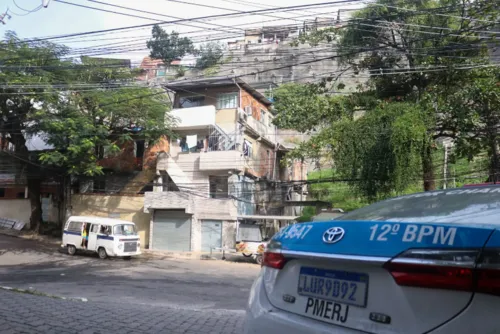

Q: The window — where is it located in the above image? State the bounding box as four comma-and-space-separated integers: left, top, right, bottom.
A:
93, 179, 106, 193
91, 224, 99, 233
16, 192, 25, 199
113, 224, 137, 236
209, 175, 229, 199
261, 109, 267, 125
179, 96, 204, 108
216, 93, 238, 109
67, 221, 82, 233
243, 140, 253, 157
0, 188, 4, 198
100, 225, 111, 234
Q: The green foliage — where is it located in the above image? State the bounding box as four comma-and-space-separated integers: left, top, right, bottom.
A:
147, 25, 195, 65
195, 42, 224, 69
175, 66, 187, 78
271, 83, 355, 133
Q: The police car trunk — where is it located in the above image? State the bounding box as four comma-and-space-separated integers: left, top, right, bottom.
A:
261, 187, 500, 334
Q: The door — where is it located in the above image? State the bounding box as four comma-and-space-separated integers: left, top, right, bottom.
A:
87, 224, 99, 251
153, 210, 192, 251
201, 220, 222, 252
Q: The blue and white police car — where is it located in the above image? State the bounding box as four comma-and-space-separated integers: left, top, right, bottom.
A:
244, 186, 500, 334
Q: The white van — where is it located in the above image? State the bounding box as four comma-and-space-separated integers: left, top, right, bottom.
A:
62, 216, 141, 259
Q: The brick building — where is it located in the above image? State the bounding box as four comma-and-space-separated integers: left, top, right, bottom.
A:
143, 77, 305, 253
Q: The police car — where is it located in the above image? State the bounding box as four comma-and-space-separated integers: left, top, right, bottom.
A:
244, 186, 499, 334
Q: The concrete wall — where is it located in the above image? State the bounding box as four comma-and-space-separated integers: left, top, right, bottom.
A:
71, 194, 150, 248
0, 199, 30, 224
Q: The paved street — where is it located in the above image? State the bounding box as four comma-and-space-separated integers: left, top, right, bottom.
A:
0, 289, 244, 334
0, 234, 259, 333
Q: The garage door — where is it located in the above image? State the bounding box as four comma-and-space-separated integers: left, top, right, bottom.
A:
153, 210, 192, 251
201, 220, 222, 252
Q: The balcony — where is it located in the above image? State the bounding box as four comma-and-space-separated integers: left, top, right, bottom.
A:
245, 115, 277, 144
171, 106, 216, 130
199, 150, 245, 171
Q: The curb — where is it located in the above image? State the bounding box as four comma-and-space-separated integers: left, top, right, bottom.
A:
0, 286, 88, 302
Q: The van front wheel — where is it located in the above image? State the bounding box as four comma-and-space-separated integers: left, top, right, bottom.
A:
67, 245, 77, 256
98, 247, 107, 259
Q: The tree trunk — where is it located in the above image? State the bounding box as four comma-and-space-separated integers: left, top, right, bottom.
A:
422, 141, 436, 191
487, 138, 500, 183
27, 175, 43, 233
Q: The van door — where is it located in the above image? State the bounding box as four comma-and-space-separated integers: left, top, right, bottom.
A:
87, 224, 99, 251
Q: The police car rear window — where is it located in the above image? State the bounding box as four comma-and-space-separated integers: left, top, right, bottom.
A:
336, 187, 500, 224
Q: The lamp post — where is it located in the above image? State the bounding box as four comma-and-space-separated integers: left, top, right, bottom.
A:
42, 0, 51, 8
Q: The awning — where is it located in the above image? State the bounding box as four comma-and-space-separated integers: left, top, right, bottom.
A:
237, 215, 299, 221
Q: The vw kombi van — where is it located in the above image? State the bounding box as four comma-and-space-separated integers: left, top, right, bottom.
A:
62, 216, 141, 259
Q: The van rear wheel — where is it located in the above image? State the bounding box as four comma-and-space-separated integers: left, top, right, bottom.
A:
67, 245, 77, 256
98, 247, 107, 259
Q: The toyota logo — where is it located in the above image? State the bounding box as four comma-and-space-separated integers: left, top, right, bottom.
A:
322, 227, 345, 244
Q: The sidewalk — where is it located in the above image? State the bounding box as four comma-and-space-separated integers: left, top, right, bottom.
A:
0, 228, 61, 246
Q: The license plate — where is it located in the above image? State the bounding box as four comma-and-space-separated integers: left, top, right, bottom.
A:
297, 267, 369, 307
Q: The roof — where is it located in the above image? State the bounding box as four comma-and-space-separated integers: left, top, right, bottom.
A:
164, 76, 273, 107
67, 216, 135, 226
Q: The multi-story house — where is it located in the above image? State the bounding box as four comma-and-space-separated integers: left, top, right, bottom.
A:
144, 77, 303, 253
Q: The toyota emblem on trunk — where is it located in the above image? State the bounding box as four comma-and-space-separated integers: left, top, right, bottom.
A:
323, 227, 345, 244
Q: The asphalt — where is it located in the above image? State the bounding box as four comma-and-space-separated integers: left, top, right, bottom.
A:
0, 234, 260, 311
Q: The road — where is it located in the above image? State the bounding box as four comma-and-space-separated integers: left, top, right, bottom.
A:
0, 234, 260, 333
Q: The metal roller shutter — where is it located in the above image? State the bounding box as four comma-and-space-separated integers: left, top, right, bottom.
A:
201, 220, 222, 252
153, 210, 192, 251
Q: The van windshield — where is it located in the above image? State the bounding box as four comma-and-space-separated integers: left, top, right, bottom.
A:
113, 224, 137, 236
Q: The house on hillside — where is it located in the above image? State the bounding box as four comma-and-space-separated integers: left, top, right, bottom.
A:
143, 77, 307, 253
137, 56, 197, 82
71, 129, 170, 247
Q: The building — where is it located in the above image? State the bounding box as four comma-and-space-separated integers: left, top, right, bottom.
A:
137, 56, 198, 82
0, 134, 61, 229
144, 77, 304, 253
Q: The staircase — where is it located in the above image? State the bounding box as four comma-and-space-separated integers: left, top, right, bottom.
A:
209, 124, 238, 151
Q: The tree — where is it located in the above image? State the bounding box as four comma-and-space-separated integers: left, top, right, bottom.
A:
195, 42, 224, 69
0, 31, 73, 232
443, 67, 500, 181
286, 0, 498, 193
0, 32, 175, 233
35, 57, 175, 177
147, 25, 195, 65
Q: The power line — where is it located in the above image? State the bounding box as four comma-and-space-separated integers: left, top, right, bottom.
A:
18, 0, 366, 44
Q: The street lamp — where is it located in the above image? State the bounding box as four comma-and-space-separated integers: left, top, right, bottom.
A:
42, 0, 51, 8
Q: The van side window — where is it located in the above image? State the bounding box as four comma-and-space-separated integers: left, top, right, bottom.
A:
67, 221, 81, 233
100, 225, 111, 234
91, 224, 99, 233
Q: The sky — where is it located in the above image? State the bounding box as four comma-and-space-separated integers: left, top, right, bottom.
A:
0, 0, 368, 64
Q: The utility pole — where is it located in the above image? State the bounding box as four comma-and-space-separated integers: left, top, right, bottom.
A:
443, 143, 449, 189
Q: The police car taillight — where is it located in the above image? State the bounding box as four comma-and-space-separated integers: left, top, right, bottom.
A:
262, 240, 285, 269
476, 249, 500, 296
262, 252, 286, 269
383, 249, 478, 291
